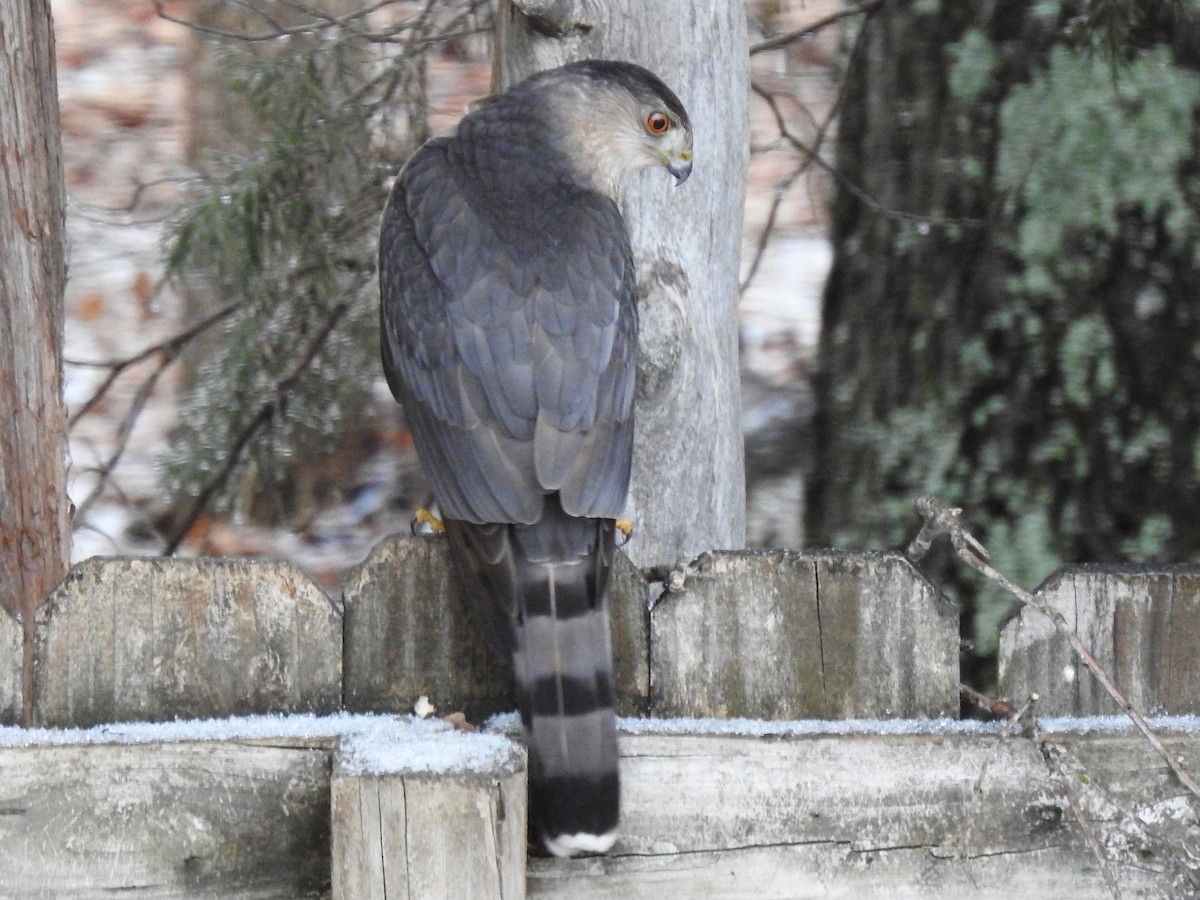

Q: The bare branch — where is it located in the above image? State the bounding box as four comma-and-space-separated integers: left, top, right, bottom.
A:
1033, 721, 1124, 900
741, 18, 873, 296
71, 358, 170, 526
750, 0, 887, 55
959, 682, 1021, 721
910, 494, 1200, 802
740, 165, 805, 294
66, 299, 242, 427
152, 0, 407, 43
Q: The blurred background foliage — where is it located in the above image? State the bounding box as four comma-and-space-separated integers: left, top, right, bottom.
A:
808, 0, 1200, 687
162, 39, 385, 532
153, 2, 478, 545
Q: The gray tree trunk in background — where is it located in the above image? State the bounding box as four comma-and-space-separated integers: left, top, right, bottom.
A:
494, 0, 750, 568
809, 0, 1200, 680
0, 0, 70, 723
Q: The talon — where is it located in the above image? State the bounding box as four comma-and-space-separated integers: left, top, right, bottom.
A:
615, 518, 633, 546
413, 507, 445, 533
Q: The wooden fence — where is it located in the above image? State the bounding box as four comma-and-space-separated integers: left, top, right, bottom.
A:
1, 537, 1198, 897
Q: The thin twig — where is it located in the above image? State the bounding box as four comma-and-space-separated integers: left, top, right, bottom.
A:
740, 166, 805, 294
152, 0, 405, 43
959, 682, 1021, 722
960, 691, 1037, 859
751, 82, 985, 237
1032, 720, 1124, 900
910, 495, 1200, 802
67, 300, 242, 426
750, 0, 888, 55
741, 16, 873, 295
71, 357, 170, 525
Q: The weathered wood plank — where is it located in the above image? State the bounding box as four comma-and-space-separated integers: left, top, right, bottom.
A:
341, 534, 650, 719
2, 715, 1197, 897
528, 727, 1200, 898
999, 565, 1200, 715
529, 845, 1163, 900
0, 742, 331, 897
341, 535, 514, 720
33, 557, 342, 727
330, 737, 526, 899
649, 551, 959, 719
0, 608, 19, 725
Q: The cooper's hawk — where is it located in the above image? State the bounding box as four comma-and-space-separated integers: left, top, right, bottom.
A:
378, 60, 692, 856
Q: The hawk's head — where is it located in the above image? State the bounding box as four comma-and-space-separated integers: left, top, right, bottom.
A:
520, 59, 694, 197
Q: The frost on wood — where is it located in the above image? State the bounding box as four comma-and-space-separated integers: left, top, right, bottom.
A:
33, 557, 341, 726
1000, 565, 1200, 716
650, 550, 959, 719
2, 712, 1199, 896
0, 713, 526, 897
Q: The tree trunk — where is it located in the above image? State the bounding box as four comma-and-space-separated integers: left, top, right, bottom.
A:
494, 0, 750, 568
0, 0, 70, 723
809, 0, 1200, 679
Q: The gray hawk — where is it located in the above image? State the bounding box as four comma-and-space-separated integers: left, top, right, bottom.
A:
378, 59, 692, 857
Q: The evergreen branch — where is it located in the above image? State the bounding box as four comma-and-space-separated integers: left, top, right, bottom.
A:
160, 297, 354, 556
908, 494, 1200, 803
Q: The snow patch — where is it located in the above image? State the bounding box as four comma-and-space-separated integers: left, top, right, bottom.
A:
0, 712, 522, 776
488, 711, 1200, 738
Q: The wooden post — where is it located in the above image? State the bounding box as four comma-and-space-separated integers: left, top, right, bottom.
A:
650, 551, 959, 719
330, 732, 526, 899
33, 557, 342, 726
999, 565, 1200, 716
342, 535, 650, 719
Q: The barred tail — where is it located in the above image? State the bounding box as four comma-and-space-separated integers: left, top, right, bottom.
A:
515, 549, 619, 856
444, 501, 620, 857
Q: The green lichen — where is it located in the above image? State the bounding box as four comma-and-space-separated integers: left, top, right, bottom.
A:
999, 45, 1200, 298
947, 28, 1001, 104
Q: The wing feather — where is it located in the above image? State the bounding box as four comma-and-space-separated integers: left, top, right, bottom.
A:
379, 130, 636, 524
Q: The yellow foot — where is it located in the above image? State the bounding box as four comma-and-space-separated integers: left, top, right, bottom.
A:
615, 518, 633, 545
413, 507, 445, 533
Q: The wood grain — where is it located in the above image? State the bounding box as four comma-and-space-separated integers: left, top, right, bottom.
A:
33, 557, 341, 727
650, 550, 959, 719
1000, 565, 1200, 715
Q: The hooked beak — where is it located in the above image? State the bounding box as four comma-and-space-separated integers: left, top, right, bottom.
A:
666, 150, 693, 185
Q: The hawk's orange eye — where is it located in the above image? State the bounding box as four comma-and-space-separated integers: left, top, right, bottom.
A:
646, 112, 670, 135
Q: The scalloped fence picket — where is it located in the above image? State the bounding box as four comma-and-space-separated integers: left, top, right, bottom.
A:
1, 539, 1198, 897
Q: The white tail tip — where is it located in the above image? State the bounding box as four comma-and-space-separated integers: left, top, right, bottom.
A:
541, 829, 618, 858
